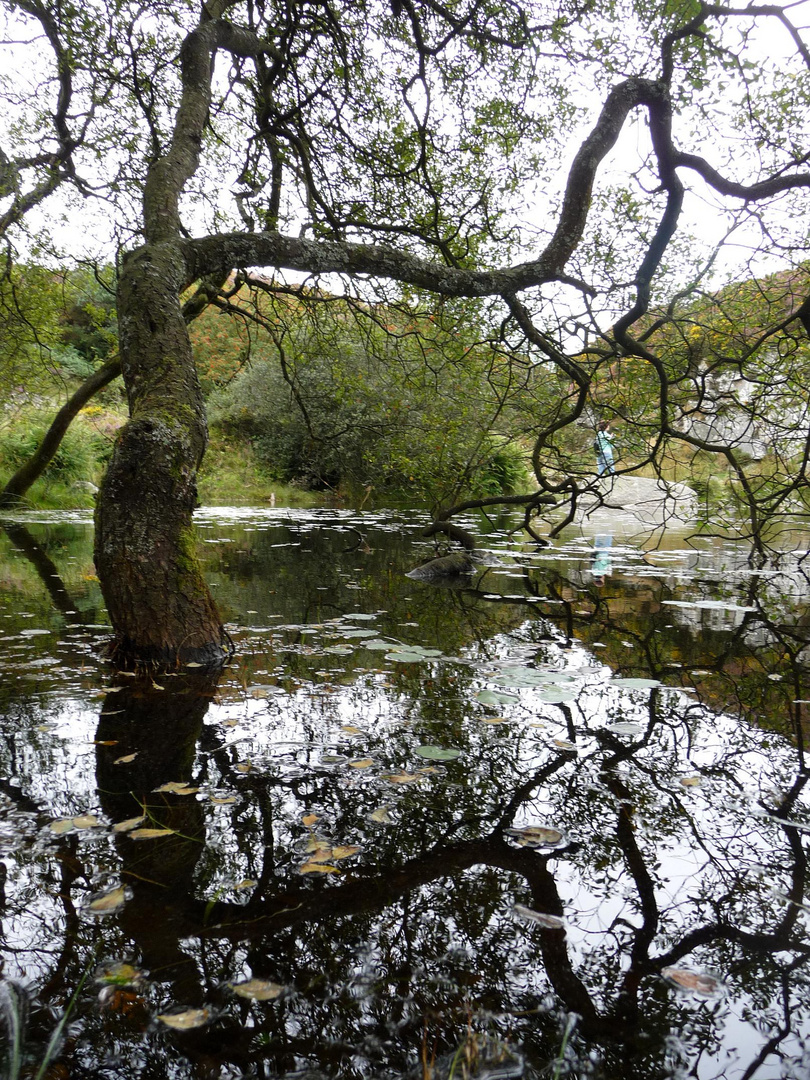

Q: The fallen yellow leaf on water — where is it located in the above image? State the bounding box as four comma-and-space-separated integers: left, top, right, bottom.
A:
112, 815, 146, 833
229, 978, 283, 1001
382, 772, 420, 784
127, 827, 176, 840
157, 1008, 210, 1029
88, 885, 129, 914
302, 813, 319, 827
71, 814, 102, 830
330, 845, 360, 860
349, 758, 374, 769
49, 818, 75, 835
153, 782, 199, 795
297, 861, 340, 874
305, 842, 335, 863
114, 753, 138, 765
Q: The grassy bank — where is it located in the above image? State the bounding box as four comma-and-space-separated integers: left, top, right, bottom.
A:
0, 405, 325, 510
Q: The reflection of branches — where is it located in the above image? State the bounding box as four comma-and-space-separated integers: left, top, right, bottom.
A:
0, 522, 85, 622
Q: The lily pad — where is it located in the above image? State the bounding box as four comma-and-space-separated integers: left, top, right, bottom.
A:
606, 722, 644, 735
476, 689, 519, 706
539, 688, 579, 703
414, 745, 461, 761
611, 678, 661, 690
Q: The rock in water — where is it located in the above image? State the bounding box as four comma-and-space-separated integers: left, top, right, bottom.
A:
406, 551, 476, 580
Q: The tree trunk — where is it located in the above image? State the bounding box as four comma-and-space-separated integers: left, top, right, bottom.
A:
94, 243, 229, 669
0, 356, 122, 507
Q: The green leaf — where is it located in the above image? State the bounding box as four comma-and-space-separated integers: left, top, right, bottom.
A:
414, 745, 461, 761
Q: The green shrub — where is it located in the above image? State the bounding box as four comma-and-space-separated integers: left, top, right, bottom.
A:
0, 409, 114, 497
208, 310, 530, 508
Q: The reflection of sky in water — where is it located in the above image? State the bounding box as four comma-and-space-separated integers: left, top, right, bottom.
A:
2, 509, 810, 1078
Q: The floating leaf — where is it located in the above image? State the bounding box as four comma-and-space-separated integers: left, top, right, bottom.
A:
127, 827, 176, 840
662, 967, 723, 995
513, 904, 565, 929
112, 815, 146, 833
232, 879, 257, 891
71, 814, 102, 830
157, 1008, 210, 1029
341, 726, 364, 734
88, 885, 130, 915
330, 845, 360, 860
153, 782, 199, 795
477, 689, 518, 705
480, 716, 509, 725
95, 961, 146, 987
369, 807, 393, 824
506, 826, 565, 848
229, 978, 284, 1001
305, 840, 334, 862
349, 758, 375, 769
539, 688, 578, 703
382, 772, 420, 784
606, 722, 643, 735
414, 746, 461, 761
553, 739, 577, 751
298, 861, 340, 874
679, 776, 702, 787
302, 813, 319, 827
114, 753, 138, 765
611, 678, 661, 690
49, 818, 75, 835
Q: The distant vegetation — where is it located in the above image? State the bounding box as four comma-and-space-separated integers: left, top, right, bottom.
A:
0, 270, 533, 510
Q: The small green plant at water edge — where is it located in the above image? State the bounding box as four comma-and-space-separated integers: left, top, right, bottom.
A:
1, 962, 93, 1080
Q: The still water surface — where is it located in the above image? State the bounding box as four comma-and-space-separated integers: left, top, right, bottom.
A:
2, 507, 810, 1080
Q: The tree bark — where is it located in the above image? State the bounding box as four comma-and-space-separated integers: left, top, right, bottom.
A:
94, 243, 230, 669
0, 357, 121, 507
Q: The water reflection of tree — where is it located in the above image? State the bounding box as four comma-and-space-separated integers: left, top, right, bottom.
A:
27, 681, 804, 1074
5, 529, 810, 1078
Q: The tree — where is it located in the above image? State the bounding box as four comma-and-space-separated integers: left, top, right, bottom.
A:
1, 0, 809, 667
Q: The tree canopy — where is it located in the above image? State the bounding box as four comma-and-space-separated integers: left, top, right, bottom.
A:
1, 0, 809, 664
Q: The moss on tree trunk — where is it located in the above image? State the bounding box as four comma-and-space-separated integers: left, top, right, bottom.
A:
94, 243, 229, 669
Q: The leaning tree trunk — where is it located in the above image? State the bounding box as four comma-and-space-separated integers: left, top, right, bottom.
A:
0, 356, 122, 507
94, 243, 229, 668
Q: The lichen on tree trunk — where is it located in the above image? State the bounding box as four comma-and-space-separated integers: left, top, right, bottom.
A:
94, 242, 229, 669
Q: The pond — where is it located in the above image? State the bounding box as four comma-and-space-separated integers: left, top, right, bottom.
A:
2, 506, 810, 1080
